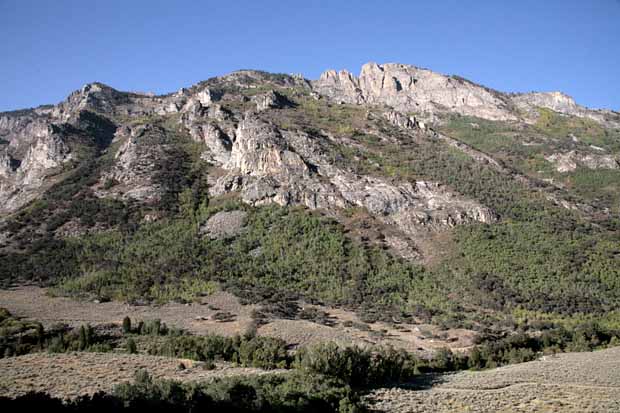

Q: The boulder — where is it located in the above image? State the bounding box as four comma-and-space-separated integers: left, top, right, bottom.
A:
200, 210, 248, 239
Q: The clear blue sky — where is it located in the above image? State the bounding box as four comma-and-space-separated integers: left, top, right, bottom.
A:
1, 0, 619, 112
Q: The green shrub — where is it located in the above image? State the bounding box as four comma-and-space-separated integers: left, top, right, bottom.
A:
122, 316, 131, 334
126, 338, 137, 354
294, 343, 417, 387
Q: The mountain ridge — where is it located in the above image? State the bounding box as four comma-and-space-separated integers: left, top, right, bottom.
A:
3, 62, 619, 118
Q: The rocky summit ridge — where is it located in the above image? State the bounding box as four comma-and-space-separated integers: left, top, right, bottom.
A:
1, 62, 618, 261
313, 62, 620, 126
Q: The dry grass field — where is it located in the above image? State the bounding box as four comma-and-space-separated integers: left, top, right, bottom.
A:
0, 352, 286, 400
365, 346, 620, 412
0, 286, 475, 354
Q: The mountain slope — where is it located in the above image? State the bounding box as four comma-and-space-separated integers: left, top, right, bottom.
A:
1, 63, 619, 331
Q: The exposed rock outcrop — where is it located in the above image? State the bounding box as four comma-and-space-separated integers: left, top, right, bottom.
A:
0, 148, 18, 178
545, 151, 619, 173
313, 62, 620, 127
313, 62, 517, 121
251, 90, 292, 111
200, 210, 248, 239
313, 70, 364, 104
383, 110, 418, 129
207, 115, 496, 257
512, 92, 620, 128
98, 125, 169, 202
0, 122, 74, 214
1, 62, 615, 261
18, 130, 71, 185
224, 118, 309, 176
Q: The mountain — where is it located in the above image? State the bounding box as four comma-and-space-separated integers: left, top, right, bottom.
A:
1, 62, 619, 330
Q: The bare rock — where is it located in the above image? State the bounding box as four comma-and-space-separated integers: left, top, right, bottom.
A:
313, 62, 517, 121
546, 151, 619, 172
383, 110, 417, 129
512, 92, 620, 128
312, 69, 364, 104
200, 210, 248, 239
18, 127, 72, 185
0, 124, 73, 214
251, 90, 292, 112
224, 117, 309, 176
313, 62, 620, 127
196, 88, 214, 106
209, 115, 496, 259
98, 124, 169, 202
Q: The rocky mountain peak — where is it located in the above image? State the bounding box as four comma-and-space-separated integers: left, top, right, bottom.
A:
313, 62, 517, 122
311, 62, 620, 128
58, 82, 123, 117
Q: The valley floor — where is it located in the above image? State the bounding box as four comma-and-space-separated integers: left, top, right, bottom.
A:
0, 286, 474, 354
365, 346, 620, 412
1, 340, 619, 411
0, 352, 285, 400
2, 286, 620, 411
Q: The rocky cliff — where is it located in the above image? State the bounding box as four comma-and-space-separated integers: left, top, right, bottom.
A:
314, 63, 516, 122
313, 62, 620, 127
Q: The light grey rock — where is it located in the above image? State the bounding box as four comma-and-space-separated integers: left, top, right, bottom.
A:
18, 127, 71, 185
0, 123, 73, 214
251, 90, 292, 112
197, 123, 233, 164
98, 124, 168, 202
312, 69, 364, 104
383, 110, 417, 129
512, 92, 620, 128
545, 151, 619, 173
0, 148, 17, 178
196, 89, 214, 106
0, 114, 52, 155
224, 117, 309, 176
313, 62, 620, 127
208, 115, 496, 259
313, 62, 517, 121
200, 210, 248, 239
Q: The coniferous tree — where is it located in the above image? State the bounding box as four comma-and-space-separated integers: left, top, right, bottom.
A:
122, 317, 132, 334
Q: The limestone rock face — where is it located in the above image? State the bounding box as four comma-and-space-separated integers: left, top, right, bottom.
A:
0, 115, 52, 155
207, 115, 496, 256
251, 90, 292, 111
312, 62, 620, 127
178, 89, 237, 166
19, 129, 71, 185
57, 83, 118, 119
224, 117, 309, 176
511, 92, 620, 127
198, 123, 233, 164
98, 125, 169, 202
545, 151, 619, 173
0, 148, 17, 178
196, 89, 214, 106
0, 124, 73, 214
312, 70, 364, 104
180, 103, 234, 164
7, 63, 615, 260
383, 110, 418, 129
313, 62, 517, 121
513, 92, 579, 114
